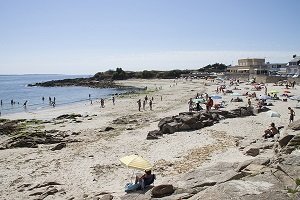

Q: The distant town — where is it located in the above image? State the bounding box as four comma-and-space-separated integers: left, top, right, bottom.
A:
183, 55, 300, 83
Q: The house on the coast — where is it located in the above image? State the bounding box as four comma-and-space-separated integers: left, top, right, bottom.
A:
286, 55, 300, 76
227, 58, 268, 75
266, 62, 288, 75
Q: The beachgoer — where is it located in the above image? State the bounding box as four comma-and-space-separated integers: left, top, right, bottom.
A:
53, 97, 56, 103
143, 100, 146, 110
49, 97, 51, 102
11, 99, 13, 105
100, 98, 105, 108
89, 94, 91, 99
137, 99, 141, 111
112, 96, 115, 105
0, 100, 2, 106
263, 123, 278, 139
23, 100, 28, 107
265, 86, 267, 95
188, 98, 193, 112
196, 102, 201, 111
151, 97, 154, 101
42, 97, 44, 102
145, 95, 148, 103
90, 100, 93, 105
206, 97, 213, 112
135, 170, 155, 190
288, 107, 295, 123
149, 100, 153, 110
161, 96, 162, 101
248, 99, 251, 107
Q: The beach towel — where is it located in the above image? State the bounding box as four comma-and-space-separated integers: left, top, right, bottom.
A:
125, 182, 141, 192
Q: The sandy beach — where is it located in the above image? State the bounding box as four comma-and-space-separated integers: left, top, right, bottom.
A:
0, 78, 299, 200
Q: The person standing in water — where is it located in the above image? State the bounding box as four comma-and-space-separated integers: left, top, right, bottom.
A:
23, 100, 28, 108
112, 96, 115, 105
149, 100, 153, 110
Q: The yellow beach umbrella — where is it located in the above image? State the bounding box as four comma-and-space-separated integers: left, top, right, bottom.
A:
269, 90, 279, 94
120, 155, 152, 171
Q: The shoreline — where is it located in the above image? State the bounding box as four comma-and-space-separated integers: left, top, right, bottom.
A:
0, 78, 299, 199
0, 85, 144, 119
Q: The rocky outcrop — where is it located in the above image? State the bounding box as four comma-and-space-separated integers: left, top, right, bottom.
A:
147, 108, 254, 139
28, 78, 120, 89
151, 185, 175, 198
1, 130, 79, 149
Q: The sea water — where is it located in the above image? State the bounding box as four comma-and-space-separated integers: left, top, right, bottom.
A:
0, 74, 129, 116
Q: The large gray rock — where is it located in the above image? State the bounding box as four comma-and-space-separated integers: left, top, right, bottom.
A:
51, 142, 66, 151
202, 119, 214, 127
151, 185, 175, 198
189, 121, 204, 130
187, 179, 289, 200
245, 147, 260, 157
288, 119, 300, 130
235, 158, 270, 172
152, 193, 193, 200
278, 135, 295, 147
281, 154, 300, 166
281, 133, 300, 154
120, 193, 151, 200
158, 117, 174, 129
99, 194, 113, 200
179, 115, 198, 126
178, 123, 191, 131
193, 170, 244, 189
161, 122, 180, 134
179, 162, 237, 189
146, 130, 161, 140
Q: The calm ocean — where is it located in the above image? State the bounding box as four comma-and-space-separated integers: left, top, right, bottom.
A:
0, 74, 129, 116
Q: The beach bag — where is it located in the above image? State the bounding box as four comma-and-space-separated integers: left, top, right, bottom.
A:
125, 183, 141, 192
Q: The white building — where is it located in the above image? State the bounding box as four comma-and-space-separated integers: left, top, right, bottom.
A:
287, 56, 300, 75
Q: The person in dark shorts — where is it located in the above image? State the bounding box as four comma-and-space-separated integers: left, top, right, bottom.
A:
288, 107, 295, 123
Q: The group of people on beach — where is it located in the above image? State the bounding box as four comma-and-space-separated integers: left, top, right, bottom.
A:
188, 93, 214, 112
263, 107, 295, 139
137, 95, 153, 111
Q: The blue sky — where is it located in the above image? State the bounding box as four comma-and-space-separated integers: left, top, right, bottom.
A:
0, 0, 299, 74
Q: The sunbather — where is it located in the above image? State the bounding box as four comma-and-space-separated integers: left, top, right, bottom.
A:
263, 123, 278, 139
135, 170, 156, 190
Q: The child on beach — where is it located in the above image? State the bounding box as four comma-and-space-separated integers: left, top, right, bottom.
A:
288, 107, 295, 123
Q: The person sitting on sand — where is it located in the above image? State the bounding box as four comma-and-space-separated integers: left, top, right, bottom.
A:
135, 170, 156, 190
263, 123, 278, 139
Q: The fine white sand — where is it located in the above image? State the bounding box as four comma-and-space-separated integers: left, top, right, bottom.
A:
0, 78, 299, 200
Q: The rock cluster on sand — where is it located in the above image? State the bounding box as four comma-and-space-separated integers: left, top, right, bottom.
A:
121, 121, 300, 200
147, 107, 254, 139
